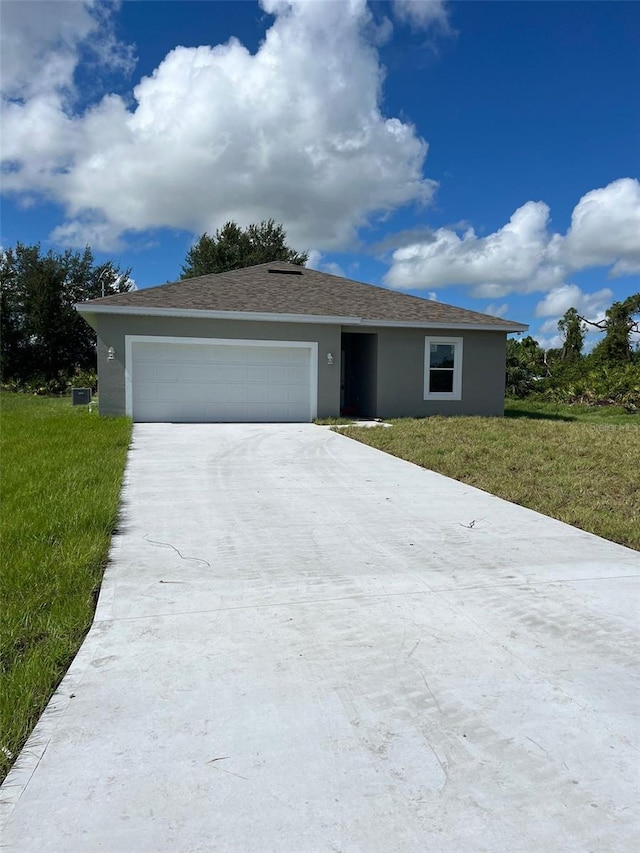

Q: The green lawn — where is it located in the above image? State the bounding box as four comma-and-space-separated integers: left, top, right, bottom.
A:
337, 401, 639, 551
505, 398, 637, 425
0, 393, 131, 781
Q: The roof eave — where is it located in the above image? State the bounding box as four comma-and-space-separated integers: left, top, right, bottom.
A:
357, 317, 529, 333
74, 303, 528, 333
75, 304, 362, 326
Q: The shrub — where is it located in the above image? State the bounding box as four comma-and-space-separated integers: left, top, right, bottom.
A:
1, 368, 98, 397
536, 361, 640, 410
68, 369, 98, 394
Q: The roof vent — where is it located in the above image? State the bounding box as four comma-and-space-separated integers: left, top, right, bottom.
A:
267, 268, 303, 275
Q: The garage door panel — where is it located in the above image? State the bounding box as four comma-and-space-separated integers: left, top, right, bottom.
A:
206, 384, 231, 403
263, 348, 296, 366
288, 405, 310, 420
247, 365, 270, 383
218, 346, 251, 364
130, 340, 313, 423
267, 366, 290, 384
224, 365, 249, 383
203, 401, 249, 421
225, 384, 249, 403
265, 385, 288, 403
155, 382, 191, 403
188, 364, 219, 383
287, 385, 309, 404
259, 349, 280, 365
246, 384, 270, 403
138, 400, 204, 422
286, 366, 308, 384
206, 364, 225, 382
133, 343, 159, 362
156, 363, 202, 384
156, 345, 189, 364
135, 380, 159, 401
208, 364, 250, 383
133, 360, 158, 382
249, 402, 287, 422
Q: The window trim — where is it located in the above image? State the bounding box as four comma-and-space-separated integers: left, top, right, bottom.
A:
424, 336, 463, 401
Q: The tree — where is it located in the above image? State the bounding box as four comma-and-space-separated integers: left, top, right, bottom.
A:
180, 219, 308, 279
505, 339, 536, 398
503, 295, 640, 408
583, 293, 640, 364
0, 243, 132, 385
557, 307, 585, 362
505, 336, 547, 397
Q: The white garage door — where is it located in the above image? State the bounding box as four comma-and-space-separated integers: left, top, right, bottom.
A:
127, 337, 316, 423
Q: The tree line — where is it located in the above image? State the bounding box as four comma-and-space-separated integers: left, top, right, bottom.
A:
506, 294, 640, 409
0, 245, 134, 393
0, 221, 305, 393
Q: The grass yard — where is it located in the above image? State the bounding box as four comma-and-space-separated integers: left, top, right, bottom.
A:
338, 401, 640, 551
0, 393, 131, 782
504, 398, 638, 425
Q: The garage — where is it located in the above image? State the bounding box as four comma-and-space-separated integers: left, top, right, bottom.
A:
125, 336, 317, 423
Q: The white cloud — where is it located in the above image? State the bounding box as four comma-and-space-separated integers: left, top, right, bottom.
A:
385, 178, 640, 297
306, 250, 345, 278
323, 262, 347, 278
393, 1, 451, 33
50, 216, 125, 252
562, 178, 640, 275
534, 321, 605, 354
534, 284, 613, 320
385, 200, 561, 293
0, 0, 98, 100
533, 284, 618, 352
306, 249, 322, 269
485, 302, 509, 318
533, 330, 563, 351
538, 319, 562, 335
0, 0, 134, 101
1, 0, 434, 252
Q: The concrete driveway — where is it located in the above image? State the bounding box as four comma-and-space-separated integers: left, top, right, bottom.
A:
2, 424, 639, 852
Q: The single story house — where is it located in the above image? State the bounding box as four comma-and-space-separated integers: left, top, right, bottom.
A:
75, 262, 528, 423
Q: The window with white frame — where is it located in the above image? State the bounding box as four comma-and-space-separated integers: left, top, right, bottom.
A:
424, 337, 463, 400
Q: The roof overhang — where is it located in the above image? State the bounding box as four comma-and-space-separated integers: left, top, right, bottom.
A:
75, 303, 529, 334
358, 318, 528, 332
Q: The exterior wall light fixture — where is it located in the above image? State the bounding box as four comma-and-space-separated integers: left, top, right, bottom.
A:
327, 352, 334, 365
107, 346, 116, 360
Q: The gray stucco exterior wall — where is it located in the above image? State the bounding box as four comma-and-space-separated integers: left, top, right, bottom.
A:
95, 315, 341, 418
352, 326, 507, 418
93, 314, 507, 419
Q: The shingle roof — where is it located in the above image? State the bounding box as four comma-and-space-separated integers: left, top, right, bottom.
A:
80, 262, 527, 330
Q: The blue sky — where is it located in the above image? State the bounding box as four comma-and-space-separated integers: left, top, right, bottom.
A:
2, 0, 639, 347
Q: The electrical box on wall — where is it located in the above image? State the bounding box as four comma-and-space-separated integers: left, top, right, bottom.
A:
72, 388, 92, 405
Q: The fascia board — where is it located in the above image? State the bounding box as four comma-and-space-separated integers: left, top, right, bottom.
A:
74, 303, 528, 333
358, 318, 529, 332
75, 304, 361, 325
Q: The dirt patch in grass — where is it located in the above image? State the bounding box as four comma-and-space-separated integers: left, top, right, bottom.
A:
0, 393, 131, 781
339, 407, 639, 552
